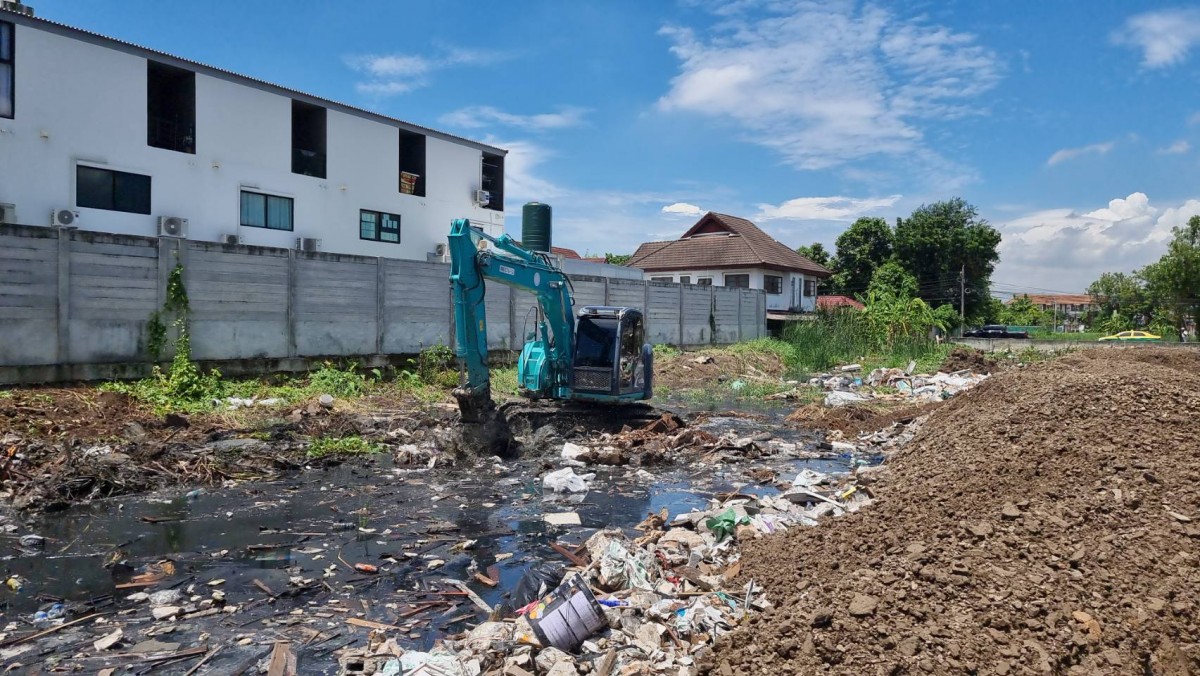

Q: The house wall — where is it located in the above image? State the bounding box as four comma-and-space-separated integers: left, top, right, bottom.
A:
0, 224, 768, 384
0, 19, 505, 260
641, 267, 819, 312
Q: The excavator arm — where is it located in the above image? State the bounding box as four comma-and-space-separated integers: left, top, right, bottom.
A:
448, 218, 575, 422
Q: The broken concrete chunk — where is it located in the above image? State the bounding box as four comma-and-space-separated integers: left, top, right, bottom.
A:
535, 647, 573, 673
151, 605, 181, 620
1001, 503, 1022, 520
848, 594, 879, 617
93, 628, 122, 651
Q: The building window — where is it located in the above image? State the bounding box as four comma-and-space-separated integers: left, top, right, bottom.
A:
292, 100, 326, 178
804, 280, 817, 297
649, 276, 672, 283
0, 21, 13, 119
76, 165, 152, 214
360, 209, 401, 243
679, 275, 691, 285
147, 61, 195, 153
481, 152, 504, 211
398, 129, 426, 197
696, 277, 712, 286
240, 190, 293, 231
724, 273, 750, 289
764, 274, 783, 295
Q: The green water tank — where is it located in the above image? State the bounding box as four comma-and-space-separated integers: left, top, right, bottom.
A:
521, 202, 552, 253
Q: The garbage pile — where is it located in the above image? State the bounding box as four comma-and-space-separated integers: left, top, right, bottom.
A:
336, 450, 872, 675
807, 363, 990, 407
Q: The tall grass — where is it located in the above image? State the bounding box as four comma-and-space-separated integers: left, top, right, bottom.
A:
780, 308, 949, 375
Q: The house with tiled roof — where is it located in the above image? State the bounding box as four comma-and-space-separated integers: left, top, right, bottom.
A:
817, 295, 865, 311
627, 212, 832, 312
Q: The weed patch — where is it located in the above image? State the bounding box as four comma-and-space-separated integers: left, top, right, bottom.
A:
307, 436, 382, 458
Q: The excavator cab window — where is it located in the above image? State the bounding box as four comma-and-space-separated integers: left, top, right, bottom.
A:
574, 316, 617, 368
618, 314, 644, 391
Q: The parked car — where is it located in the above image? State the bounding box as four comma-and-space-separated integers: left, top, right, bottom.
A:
964, 325, 1030, 339
1098, 330, 1161, 342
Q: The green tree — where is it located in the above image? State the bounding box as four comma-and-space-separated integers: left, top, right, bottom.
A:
832, 217, 893, 295
605, 253, 632, 266
893, 198, 1001, 321
998, 295, 1050, 327
795, 242, 831, 268
1086, 271, 1146, 326
867, 260, 918, 299
1139, 215, 1200, 329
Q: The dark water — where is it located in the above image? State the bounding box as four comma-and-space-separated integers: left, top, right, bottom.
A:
0, 414, 846, 672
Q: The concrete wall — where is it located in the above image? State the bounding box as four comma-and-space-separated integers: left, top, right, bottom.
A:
0, 224, 767, 384
0, 16, 505, 261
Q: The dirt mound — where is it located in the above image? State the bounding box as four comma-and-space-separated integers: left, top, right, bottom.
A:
939, 346, 1001, 374
654, 349, 786, 392
703, 349, 1200, 675
787, 402, 937, 437
1075, 346, 1200, 376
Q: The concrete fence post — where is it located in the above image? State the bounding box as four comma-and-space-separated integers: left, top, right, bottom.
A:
286, 249, 297, 357
603, 277, 610, 305
375, 257, 385, 354
55, 228, 71, 365
643, 281, 651, 340
737, 289, 743, 342
678, 283, 684, 346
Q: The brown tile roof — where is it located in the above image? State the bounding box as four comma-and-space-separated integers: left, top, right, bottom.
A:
627, 213, 832, 277
1006, 294, 1094, 306
552, 246, 582, 260
817, 295, 865, 310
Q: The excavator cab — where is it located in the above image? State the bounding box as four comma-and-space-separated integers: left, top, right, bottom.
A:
571, 306, 653, 400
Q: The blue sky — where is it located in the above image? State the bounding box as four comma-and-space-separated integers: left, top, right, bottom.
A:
34, 0, 1200, 294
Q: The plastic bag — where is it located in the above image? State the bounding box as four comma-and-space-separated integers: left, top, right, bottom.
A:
705, 508, 749, 541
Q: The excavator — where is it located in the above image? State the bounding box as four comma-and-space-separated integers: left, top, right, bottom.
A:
447, 218, 654, 451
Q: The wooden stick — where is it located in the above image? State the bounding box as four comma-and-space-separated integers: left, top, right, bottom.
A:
345, 617, 402, 631
266, 642, 294, 676
550, 542, 588, 567
183, 646, 223, 676
443, 579, 492, 613
253, 579, 276, 597
472, 572, 498, 588
0, 612, 102, 647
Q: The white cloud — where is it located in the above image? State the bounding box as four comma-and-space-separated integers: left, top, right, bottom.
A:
656, 2, 1000, 176
1189, 111, 1200, 126
439, 106, 589, 131
661, 202, 704, 217
995, 192, 1200, 292
1158, 139, 1191, 155
755, 194, 901, 221
1112, 8, 1200, 68
344, 47, 510, 96
1046, 142, 1114, 167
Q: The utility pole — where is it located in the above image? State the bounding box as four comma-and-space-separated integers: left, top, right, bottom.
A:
959, 264, 965, 337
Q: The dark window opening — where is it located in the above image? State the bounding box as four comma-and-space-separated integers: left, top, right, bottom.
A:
360, 209, 401, 243
0, 20, 13, 119
292, 100, 326, 178
679, 276, 691, 285
804, 280, 817, 297
575, 316, 617, 368
696, 277, 712, 287
725, 273, 750, 289
765, 274, 783, 295
649, 276, 672, 283
240, 190, 293, 230
76, 165, 152, 214
147, 61, 195, 153
398, 129, 426, 197
481, 152, 504, 211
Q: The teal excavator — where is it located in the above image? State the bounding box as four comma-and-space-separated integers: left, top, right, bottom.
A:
447, 218, 653, 437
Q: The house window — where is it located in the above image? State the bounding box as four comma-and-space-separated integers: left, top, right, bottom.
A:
240, 190, 293, 230
0, 20, 13, 119
804, 280, 817, 297
679, 276, 691, 285
764, 274, 783, 294
650, 276, 672, 283
398, 129, 426, 197
147, 61, 195, 153
481, 152, 504, 211
696, 277, 712, 287
360, 209, 401, 243
724, 273, 750, 289
292, 100, 326, 178
76, 165, 151, 214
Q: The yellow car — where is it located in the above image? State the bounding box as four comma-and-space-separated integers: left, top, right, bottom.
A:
1098, 330, 1161, 342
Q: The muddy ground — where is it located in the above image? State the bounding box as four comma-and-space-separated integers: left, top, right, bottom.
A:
703, 348, 1200, 675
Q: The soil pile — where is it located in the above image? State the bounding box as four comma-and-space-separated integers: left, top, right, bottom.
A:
787, 402, 938, 437
939, 346, 1002, 374
654, 349, 786, 392
703, 349, 1200, 675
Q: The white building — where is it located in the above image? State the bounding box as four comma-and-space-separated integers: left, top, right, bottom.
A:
627, 212, 831, 313
0, 4, 506, 259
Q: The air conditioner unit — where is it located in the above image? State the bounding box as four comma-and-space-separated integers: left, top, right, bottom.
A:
434, 243, 448, 257
473, 190, 491, 207
51, 208, 78, 228
220, 233, 242, 245
0, 203, 16, 225
296, 237, 320, 252
157, 216, 188, 238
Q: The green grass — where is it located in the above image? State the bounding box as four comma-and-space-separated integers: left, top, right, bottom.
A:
1029, 332, 1107, 342
779, 313, 952, 376
490, 366, 520, 399
306, 436, 383, 458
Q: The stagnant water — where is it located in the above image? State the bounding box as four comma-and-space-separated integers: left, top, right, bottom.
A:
1, 413, 848, 673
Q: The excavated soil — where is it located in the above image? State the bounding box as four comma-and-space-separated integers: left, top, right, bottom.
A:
703, 349, 1200, 675
654, 349, 786, 392
787, 402, 939, 437
940, 346, 1003, 374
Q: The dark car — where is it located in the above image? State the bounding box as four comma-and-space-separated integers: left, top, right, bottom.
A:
964, 324, 1029, 339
